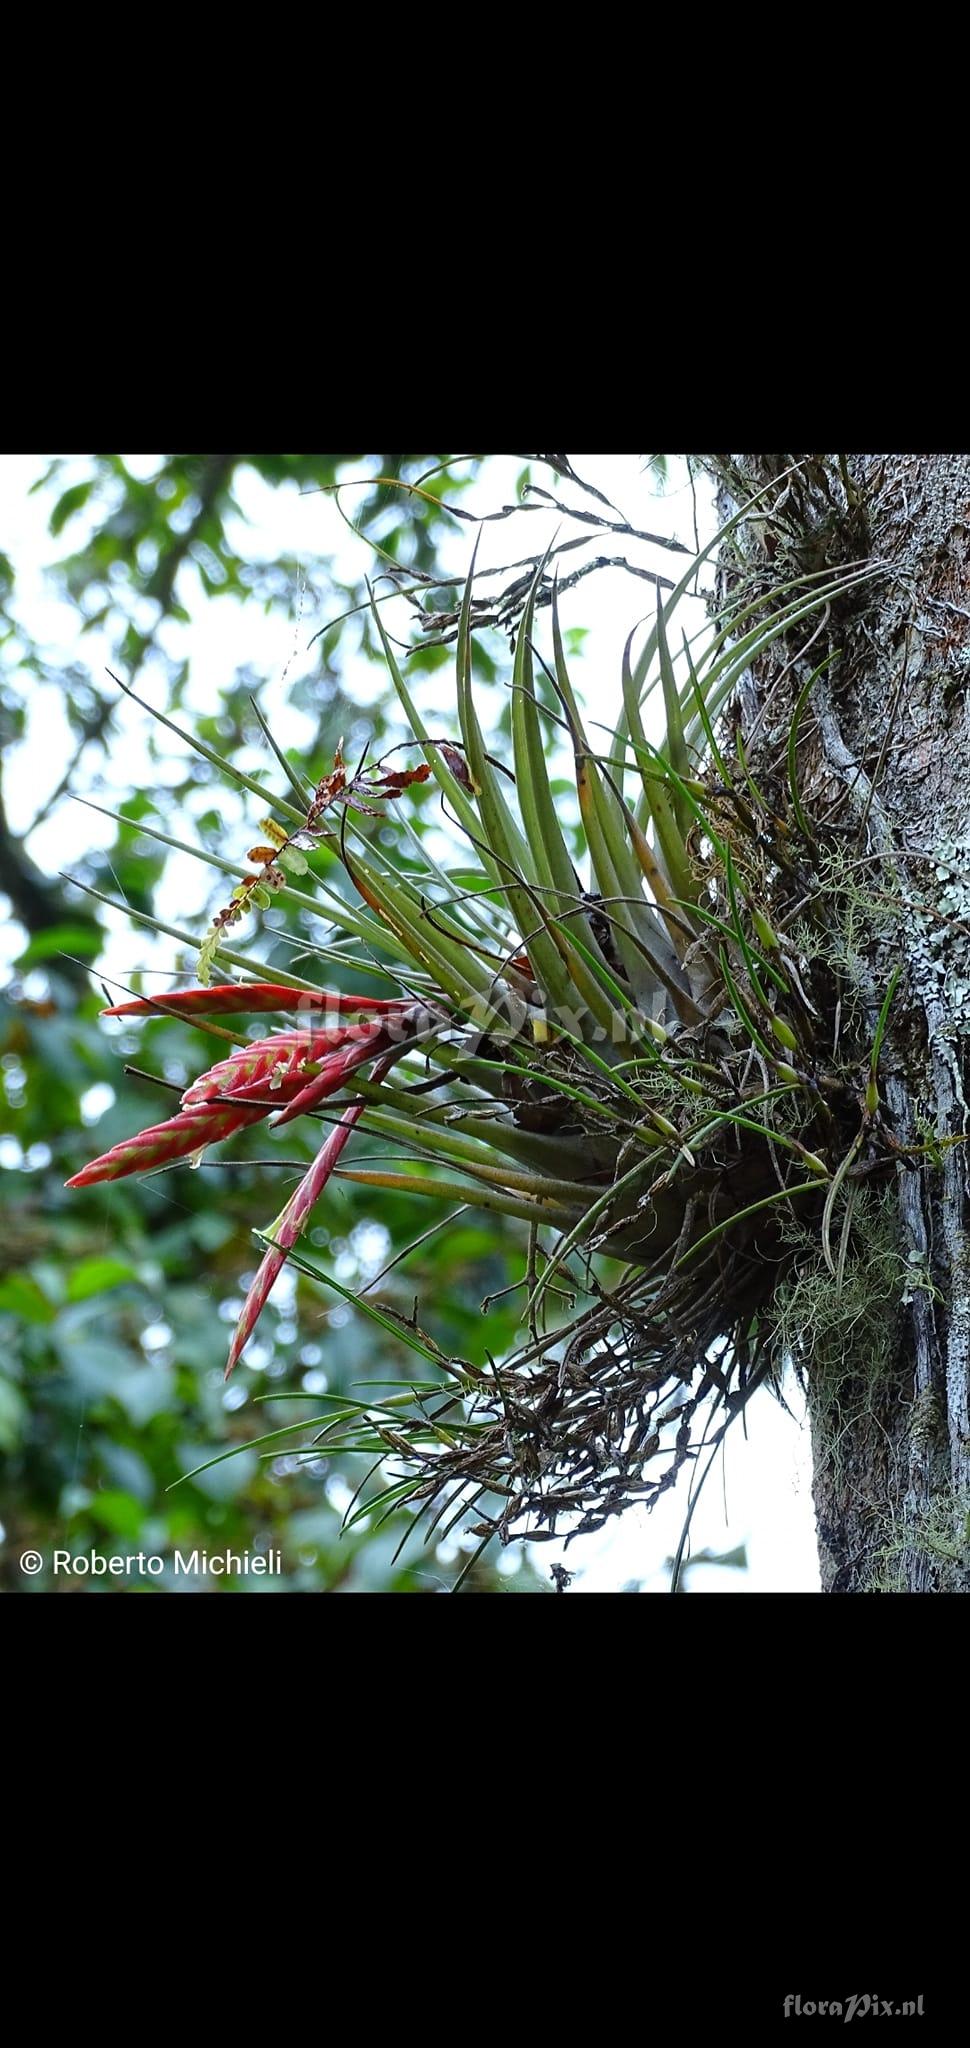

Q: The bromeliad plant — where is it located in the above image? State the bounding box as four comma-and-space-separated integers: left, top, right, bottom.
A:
66, 472, 906, 1559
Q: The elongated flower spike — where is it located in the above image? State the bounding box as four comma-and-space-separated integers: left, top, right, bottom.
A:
180, 1027, 384, 1107
223, 1010, 444, 1370
66, 1033, 320, 1187
267, 1023, 389, 1127
66, 1001, 422, 1191
65, 1098, 271, 1187
101, 981, 418, 1019
225, 1048, 400, 1378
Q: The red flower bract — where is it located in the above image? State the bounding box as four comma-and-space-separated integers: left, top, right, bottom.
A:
66, 993, 421, 1191
100, 981, 416, 1019
64, 1097, 270, 1187
224, 1047, 401, 1377
180, 1026, 380, 1108
66, 991, 427, 1368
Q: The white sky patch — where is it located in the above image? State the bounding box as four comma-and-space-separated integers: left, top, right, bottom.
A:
79, 1082, 116, 1125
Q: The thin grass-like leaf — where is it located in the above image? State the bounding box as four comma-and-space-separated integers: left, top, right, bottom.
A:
717, 942, 777, 1066
735, 728, 771, 816
168, 1417, 331, 1490
331, 1166, 588, 1231
527, 1152, 665, 1320
675, 1179, 828, 1270
867, 965, 901, 1114
821, 1126, 865, 1280
248, 692, 316, 806
655, 589, 693, 837
451, 1528, 497, 1592
108, 669, 307, 825
787, 652, 838, 842
724, 845, 772, 1017
552, 606, 687, 997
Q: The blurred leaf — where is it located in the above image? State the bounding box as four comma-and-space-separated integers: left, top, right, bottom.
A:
0, 1375, 27, 1451
66, 1257, 137, 1303
85, 1489, 146, 1538
53, 1333, 134, 1394
115, 1363, 175, 1426
15, 924, 103, 967
178, 1442, 258, 1501
49, 480, 95, 536
0, 1273, 56, 1324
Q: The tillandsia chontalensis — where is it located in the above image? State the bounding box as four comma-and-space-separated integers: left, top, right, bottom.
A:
66, 987, 439, 1373
66, 467, 920, 1556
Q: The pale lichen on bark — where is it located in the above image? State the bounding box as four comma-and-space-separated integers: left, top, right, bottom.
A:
704, 453, 970, 1588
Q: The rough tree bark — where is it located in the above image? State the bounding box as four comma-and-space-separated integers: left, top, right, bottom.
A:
706, 454, 970, 1592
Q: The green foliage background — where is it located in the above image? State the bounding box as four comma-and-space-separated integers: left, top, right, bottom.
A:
1, 454, 554, 1593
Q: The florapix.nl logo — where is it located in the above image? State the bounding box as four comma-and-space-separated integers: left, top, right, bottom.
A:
783, 1996, 924, 2023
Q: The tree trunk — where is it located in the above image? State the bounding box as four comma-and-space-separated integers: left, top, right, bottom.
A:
707, 454, 970, 1592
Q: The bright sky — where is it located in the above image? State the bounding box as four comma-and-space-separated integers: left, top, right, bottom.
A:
0, 453, 821, 1591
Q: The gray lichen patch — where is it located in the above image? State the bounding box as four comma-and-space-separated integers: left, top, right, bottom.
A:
901, 832, 970, 1124
863, 1491, 970, 1593
768, 1188, 907, 1460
